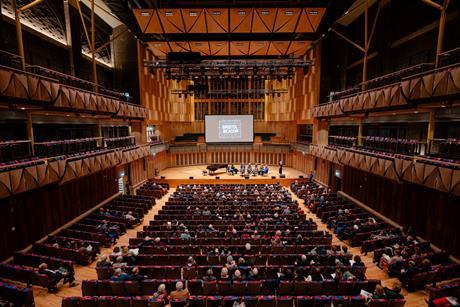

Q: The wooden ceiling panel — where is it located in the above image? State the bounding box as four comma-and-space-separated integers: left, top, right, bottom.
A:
304, 8, 326, 32
287, 41, 311, 57
157, 9, 186, 33
252, 9, 276, 33
205, 9, 229, 33
209, 41, 229, 56
133, 10, 153, 32
182, 9, 207, 33
230, 41, 250, 56
273, 8, 302, 32
269, 41, 290, 56
230, 9, 254, 33
296, 10, 315, 32
144, 12, 163, 34
248, 41, 270, 56
189, 41, 211, 56
170, 41, 191, 52
147, 42, 171, 57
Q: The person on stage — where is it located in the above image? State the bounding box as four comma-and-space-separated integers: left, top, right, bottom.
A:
253, 164, 259, 176
279, 160, 283, 175
247, 163, 252, 175
240, 163, 245, 175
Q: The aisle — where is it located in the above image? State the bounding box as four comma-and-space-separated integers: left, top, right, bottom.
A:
288, 188, 428, 307
33, 189, 175, 307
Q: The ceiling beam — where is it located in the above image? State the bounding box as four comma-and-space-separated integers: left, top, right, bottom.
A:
142, 32, 319, 42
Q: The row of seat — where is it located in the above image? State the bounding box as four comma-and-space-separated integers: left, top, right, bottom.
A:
0, 280, 34, 307
62, 295, 405, 307
83, 279, 381, 297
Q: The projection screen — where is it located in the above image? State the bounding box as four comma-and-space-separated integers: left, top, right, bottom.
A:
205, 115, 254, 143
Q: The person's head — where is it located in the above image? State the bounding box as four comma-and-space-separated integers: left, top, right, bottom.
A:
245, 243, 251, 251
206, 269, 214, 277
114, 268, 122, 276
176, 281, 184, 291
342, 246, 348, 253
251, 267, 258, 276
157, 283, 166, 294
188, 256, 195, 264
221, 267, 228, 277
116, 256, 123, 263
301, 254, 307, 261
234, 270, 242, 278
132, 266, 139, 275
422, 258, 432, 267
113, 246, 120, 253
38, 263, 48, 270
100, 255, 108, 262
354, 255, 361, 263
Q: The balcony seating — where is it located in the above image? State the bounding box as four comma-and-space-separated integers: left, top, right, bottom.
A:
362, 137, 423, 155
0, 280, 35, 306
34, 137, 100, 158
105, 136, 136, 149
291, 181, 460, 291
329, 136, 356, 148
0, 140, 33, 163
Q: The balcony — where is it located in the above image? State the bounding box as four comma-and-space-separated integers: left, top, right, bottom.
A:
308, 144, 460, 196
0, 65, 147, 119
313, 63, 460, 118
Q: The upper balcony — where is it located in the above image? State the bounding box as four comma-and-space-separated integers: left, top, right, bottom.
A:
313, 51, 460, 118
0, 51, 147, 120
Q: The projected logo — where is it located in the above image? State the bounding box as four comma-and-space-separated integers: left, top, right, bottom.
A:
218, 119, 242, 139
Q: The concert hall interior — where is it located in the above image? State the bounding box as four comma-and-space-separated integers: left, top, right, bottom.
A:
0, 0, 460, 306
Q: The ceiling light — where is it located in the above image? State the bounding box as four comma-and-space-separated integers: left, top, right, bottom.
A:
344, 10, 349, 15
189, 11, 198, 16
414, 111, 419, 114
285, 11, 294, 16
309, 11, 319, 15
141, 11, 150, 17
261, 11, 269, 15
212, 11, 221, 16
165, 11, 173, 17
238, 11, 246, 16
20, 107, 25, 110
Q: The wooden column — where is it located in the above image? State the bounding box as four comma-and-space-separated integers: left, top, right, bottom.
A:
358, 120, 363, 146
427, 111, 436, 144
435, 0, 450, 67
12, 0, 26, 70
26, 112, 35, 155
91, 0, 98, 92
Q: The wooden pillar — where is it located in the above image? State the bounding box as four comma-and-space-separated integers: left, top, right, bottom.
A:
12, 0, 26, 70
435, 0, 449, 68
90, 0, 98, 92
427, 111, 436, 143
26, 112, 35, 155
358, 120, 363, 146
362, 0, 369, 92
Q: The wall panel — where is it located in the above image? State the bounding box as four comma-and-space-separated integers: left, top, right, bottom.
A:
0, 168, 118, 261
342, 166, 460, 258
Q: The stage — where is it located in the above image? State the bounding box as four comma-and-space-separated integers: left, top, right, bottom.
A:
153, 165, 307, 187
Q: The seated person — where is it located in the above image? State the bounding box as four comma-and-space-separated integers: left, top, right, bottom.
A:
372, 285, 387, 300
170, 281, 190, 300
151, 283, 169, 305
203, 269, 216, 281
96, 255, 112, 268
38, 263, 77, 292
384, 282, 404, 299
110, 268, 130, 281
247, 163, 252, 175
240, 163, 245, 175
253, 164, 259, 176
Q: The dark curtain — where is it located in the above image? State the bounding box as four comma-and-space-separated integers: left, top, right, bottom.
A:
342, 166, 460, 258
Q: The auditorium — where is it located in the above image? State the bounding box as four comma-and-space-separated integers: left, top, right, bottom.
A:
0, 0, 459, 306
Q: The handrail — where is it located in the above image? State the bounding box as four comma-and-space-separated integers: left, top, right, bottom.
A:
34, 137, 102, 145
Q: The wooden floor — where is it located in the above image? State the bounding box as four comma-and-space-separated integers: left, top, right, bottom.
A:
24, 168, 429, 306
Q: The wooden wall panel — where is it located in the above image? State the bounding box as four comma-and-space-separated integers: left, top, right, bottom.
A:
129, 158, 148, 187
0, 168, 118, 261
342, 166, 460, 259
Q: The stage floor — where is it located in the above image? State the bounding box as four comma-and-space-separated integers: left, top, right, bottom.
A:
154, 165, 307, 187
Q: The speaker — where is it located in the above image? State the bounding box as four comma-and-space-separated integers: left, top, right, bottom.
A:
271, 176, 276, 179
299, 175, 304, 179
244, 175, 250, 179
160, 176, 165, 179
216, 176, 220, 179
280, 174, 286, 178
189, 176, 194, 179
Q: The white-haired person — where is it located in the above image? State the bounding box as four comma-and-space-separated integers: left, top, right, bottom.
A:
150, 283, 169, 305
170, 281, 190, 300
